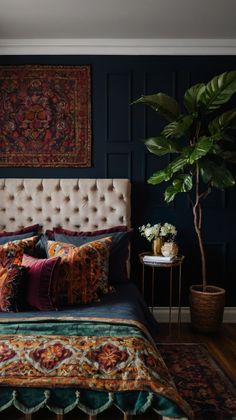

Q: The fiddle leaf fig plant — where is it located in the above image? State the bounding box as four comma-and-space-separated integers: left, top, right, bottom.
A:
132, 71, 236, 291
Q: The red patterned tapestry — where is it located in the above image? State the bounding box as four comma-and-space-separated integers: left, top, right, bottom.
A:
0, 65, 91, 167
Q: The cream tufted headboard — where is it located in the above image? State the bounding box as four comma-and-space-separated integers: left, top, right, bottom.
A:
0, 179, 131, 232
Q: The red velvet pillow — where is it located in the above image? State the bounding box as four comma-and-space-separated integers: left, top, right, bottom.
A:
22, 254, 60, 311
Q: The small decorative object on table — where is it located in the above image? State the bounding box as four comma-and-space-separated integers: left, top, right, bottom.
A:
160, 223, 178, 257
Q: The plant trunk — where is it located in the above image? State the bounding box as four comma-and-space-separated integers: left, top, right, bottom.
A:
192, 163, 207, 291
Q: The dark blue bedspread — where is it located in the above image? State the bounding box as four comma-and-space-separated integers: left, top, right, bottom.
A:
0, 282, 158, 337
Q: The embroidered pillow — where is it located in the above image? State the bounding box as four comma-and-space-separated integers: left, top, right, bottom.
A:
0, 264, 29, 312
46, 226, 133, 284
22, 254, 61, 311
47, 237, 113, 305
0, 242, 24, 267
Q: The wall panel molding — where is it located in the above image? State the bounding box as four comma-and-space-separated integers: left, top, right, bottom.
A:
0, 38, 236, 55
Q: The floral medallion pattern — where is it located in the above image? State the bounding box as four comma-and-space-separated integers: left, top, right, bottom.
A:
0, 332, 192, 418
0, 65, 91, 167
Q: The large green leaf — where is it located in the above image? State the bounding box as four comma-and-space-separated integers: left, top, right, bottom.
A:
132, 92, 180, 121
189, 136, 214, 164
148, 154, 189, 185
208, 108, 236, 135
164, 174, 193, 203
144, 136, 180, 156
172, 174, 193, 192
184, 83, 206, 113
148, 168, 171, 185
200, 71, 236, 113
164, 186, 178, 203
200, 159, 235, 189
162, 115, 194, 139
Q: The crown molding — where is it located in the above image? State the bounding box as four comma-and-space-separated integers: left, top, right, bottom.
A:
0, 38, 236, 55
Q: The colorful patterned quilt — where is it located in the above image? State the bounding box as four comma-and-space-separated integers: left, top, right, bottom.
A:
0, 316, 193, 418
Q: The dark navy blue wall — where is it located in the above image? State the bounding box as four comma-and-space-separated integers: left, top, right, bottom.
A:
1, 55, 236, 306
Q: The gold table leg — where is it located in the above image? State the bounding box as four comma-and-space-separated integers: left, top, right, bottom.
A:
169, 266, 173, 336
178, 262, 182, 335
151, 266, 155, 313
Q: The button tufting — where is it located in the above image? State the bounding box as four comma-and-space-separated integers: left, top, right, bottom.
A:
0, 208, 6, 212
102, 217, 107, 222
100, 196, 105, 201
74, 207, 79, 213
37, 183, 44, 191
55, 208, 60, 213
92, 207, 98, 212
119, 216, 124, 223
110, 207, 115, 212
93, 224, 98, 229
83, 196, 88, 201
17, 207, 23, 212
65, 217, 70, 222
84, 217, 89, 223
27, 196, 32, 201
46, 196, 52, 202
9, 195, 14, 201
74, 225, 81, 228
46, 217, 51, 222
65, 196, 70, 202
9, 217, 15, 222
73, 184, 80, 191
91, 184, 97, 191
27, 217, 33, 222
55, 183, 61, 191
17, 184, 24, 191
36, 207, 42, 212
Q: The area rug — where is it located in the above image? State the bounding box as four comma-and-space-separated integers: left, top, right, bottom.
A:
0, 65, 91, 167
158, 343, 236, 420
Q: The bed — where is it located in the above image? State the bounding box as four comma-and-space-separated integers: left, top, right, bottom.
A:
0, 178, 193, 420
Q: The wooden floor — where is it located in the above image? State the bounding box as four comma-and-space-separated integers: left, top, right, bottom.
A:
1, 323, 235, 420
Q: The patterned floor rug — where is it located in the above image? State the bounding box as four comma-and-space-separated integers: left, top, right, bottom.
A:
158, 343, 236, 420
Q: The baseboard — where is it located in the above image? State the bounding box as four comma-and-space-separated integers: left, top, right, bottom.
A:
151, 306, 236, 323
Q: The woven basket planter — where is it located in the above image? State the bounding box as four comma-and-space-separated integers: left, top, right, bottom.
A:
189, 285, 225, 333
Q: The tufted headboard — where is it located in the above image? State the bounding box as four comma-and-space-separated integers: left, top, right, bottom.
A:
0, 179, 131, 232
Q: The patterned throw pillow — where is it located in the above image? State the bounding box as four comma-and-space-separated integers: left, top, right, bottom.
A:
0, 264, 29, 312
46, 226, 133, 284
47, 237, 113, 305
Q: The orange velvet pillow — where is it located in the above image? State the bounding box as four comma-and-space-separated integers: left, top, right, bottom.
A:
47, 237, 113, 305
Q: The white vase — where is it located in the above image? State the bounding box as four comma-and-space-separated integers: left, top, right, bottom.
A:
161, 242, 178, 257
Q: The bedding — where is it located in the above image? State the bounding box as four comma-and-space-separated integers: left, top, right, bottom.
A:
0, 283, 192, 418
0, 178, 192, 419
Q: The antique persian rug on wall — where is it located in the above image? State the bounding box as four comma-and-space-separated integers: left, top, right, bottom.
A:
0, 65, 91, 167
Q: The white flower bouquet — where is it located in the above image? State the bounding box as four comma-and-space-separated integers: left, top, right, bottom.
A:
139, 222, 177, 243
138, 223, 161, 242
160, 223, 177, 242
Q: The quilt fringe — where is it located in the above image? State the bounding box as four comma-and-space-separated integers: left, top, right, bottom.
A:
0, 390, 182, 417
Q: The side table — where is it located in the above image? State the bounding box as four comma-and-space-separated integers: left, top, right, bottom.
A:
139, 253, 185, 335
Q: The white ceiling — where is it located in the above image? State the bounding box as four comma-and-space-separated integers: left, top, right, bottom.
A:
1, 0, 236, 39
